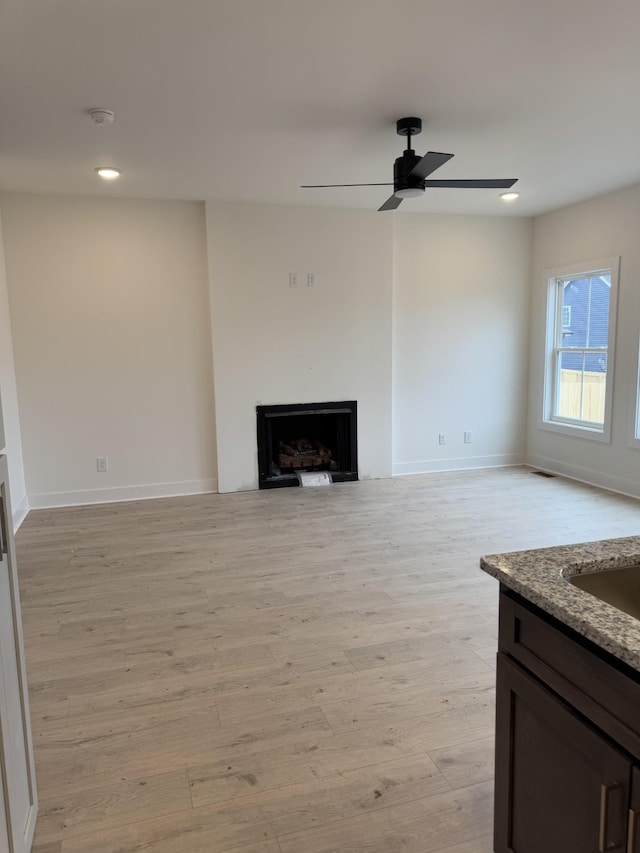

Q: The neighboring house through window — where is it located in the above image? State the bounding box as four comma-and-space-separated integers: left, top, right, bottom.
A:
542, 257, 619, 442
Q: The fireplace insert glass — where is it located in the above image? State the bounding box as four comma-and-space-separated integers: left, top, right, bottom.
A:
256, 401, 358, 489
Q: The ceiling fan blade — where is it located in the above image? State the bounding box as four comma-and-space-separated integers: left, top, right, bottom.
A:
424, 178, 518, 189
300, 183, 393, 188
408, 151, 454, 180
378, 194, 403, 212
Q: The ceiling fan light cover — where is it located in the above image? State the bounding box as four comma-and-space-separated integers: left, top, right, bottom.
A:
395, 186, 424, 199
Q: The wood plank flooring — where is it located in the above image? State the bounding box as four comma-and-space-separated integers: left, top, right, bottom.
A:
16, 466, 640, 852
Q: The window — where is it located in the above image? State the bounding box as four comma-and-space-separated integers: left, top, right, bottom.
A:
542, 258, 619, 442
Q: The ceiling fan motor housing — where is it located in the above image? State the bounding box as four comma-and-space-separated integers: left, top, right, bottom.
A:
394, 151, 425, 194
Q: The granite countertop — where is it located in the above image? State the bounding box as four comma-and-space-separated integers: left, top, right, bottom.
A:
480, 535, 640, 674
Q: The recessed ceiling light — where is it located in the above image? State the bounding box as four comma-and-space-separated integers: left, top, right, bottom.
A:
500, 191, 520, 202
95, 167, 121, 180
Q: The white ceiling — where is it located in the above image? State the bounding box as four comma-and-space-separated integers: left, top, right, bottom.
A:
2, 0, 640, 216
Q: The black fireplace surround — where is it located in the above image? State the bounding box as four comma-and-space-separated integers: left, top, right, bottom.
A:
256, 401, 358, 489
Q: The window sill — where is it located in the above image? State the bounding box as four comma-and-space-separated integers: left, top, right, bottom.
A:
539, 418, 611, 444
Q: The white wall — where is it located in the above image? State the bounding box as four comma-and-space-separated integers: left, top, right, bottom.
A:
1, 194, 217, 506
206, 202, 393, 493
0, 192, 543, 505
0, 211, 28, 524
392, 214, 532, 474
527, 183, 640, 497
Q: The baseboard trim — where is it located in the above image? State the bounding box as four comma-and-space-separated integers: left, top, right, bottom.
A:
28, 478, 218, 509
392, 453, 523, 477
12, 494, 29, 532
525, 454, 640, 501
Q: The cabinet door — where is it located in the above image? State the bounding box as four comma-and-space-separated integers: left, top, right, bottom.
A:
629, 767, 640, 853
0, 457, 37, 853
494, 652, 631, 853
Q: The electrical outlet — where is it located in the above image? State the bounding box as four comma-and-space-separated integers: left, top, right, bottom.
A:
307, 273, 316, 287
464, 431, 473, 444
96, 456, 109, 472
289, 273, 299, 288
438, 433, 446, 446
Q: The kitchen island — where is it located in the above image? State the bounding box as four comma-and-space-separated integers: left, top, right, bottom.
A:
481, 536, 640, 853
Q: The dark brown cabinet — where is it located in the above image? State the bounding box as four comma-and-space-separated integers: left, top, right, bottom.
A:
494, 588, 640, 853
630, 768, 640, 853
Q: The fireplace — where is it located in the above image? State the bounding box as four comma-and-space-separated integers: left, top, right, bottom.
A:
256, 401, 358, 489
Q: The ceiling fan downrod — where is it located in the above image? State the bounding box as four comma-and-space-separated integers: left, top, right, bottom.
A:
396, 116, 422, 154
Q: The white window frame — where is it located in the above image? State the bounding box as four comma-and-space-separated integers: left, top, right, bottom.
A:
630, 339, 640, 449
541, 257, 619, 443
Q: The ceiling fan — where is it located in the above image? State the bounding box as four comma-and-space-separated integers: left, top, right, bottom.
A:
301, 117, 518, 211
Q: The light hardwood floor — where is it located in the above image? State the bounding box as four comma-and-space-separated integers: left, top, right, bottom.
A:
16, 466, 640, 853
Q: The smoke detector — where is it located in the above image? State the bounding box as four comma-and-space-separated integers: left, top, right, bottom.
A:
89, 109, 115, 126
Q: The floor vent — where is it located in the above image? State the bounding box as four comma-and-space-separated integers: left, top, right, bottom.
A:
531, 470, 556, 478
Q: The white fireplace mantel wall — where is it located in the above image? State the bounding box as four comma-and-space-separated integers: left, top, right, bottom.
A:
0, 193, 533, 506
206, 202, 394, 493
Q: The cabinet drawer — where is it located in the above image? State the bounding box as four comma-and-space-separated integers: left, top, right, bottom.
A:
499, 588, 640, 757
